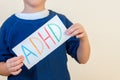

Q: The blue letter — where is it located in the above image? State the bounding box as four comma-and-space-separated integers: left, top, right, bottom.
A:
21, 45, 38, 64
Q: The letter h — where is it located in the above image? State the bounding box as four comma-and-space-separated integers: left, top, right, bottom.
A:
38, 27, 56, 49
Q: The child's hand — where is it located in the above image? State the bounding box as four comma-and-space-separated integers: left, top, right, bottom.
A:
66, 23, 87, 39
6, 56, 24, 75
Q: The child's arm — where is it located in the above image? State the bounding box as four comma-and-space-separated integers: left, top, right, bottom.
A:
77, 35, 90, 64
0, 62, 10, 76
0, 56, 24, 76
66, 23, 90, 64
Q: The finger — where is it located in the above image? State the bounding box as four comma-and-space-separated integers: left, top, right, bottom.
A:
8, 56, 24, 63
66, 25, 80, 35
8, 56, 24, 67
11, 69, 22, 76
10, 63, 23, 72
76, 32, 85, 38
10, 57, 24, 67
70, 29, 82, 36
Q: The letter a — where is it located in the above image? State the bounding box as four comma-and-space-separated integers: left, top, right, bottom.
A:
21, 45, 38, 64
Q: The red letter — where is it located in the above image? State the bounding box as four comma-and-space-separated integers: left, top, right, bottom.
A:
38, 27, 56, 49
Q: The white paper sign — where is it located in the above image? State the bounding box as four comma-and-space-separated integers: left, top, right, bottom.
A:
12, 15, 71, 69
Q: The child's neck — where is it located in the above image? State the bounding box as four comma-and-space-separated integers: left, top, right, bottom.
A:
22, 6, 46, 13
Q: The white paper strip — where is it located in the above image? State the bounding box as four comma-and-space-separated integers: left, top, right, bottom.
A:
12, 15, 71, 69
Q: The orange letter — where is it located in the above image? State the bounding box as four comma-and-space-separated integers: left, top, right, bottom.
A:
29, 37, 44, 55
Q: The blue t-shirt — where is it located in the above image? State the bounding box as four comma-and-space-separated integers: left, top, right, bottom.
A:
0, 10, 80, 80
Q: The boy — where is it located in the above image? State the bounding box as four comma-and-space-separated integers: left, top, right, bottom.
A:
0, 0, 90, 80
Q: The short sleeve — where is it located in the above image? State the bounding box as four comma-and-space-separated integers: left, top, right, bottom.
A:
66, 36, 80, 62
0, 23, 10, 62
61, 15, 80, 62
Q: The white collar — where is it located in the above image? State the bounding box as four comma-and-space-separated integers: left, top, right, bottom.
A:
15, 10, 49, 20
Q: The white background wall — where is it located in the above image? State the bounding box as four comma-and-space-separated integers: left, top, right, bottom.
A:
0, 0, 120, 80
